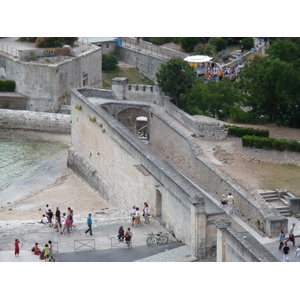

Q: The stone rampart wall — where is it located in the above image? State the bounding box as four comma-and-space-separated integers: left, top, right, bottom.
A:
163, 98, 227, 139
0, 109, 71, 133
0, 46, 102, 112
117, 47, 166, 82
68, 89, 225, 258
149, 105, 284, 237
215, 220, 279, 262
0, 93, 28, 110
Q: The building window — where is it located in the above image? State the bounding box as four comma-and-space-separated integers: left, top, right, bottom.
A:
105, 43, 110, 49
83, 72, 88, 86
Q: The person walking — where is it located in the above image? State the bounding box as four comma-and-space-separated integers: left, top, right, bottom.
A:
134, 207, 142, 226
143, 202, 150, 224
227, 193, 235, 214
45, 204, 51, 215
124, 227, 133, 249
221, 194, 227, 210
14, 239, 20, 257
85, 213, 93, 236
43, 244, 50, 262
285, 223, 296, 246
47, 209, 53, 227
60, 213, 67, 234
48, 240, 55, 262
282, 242, 290, 262
118, 226, 125, 242
279, 229, 285, 250
131, 206, 137, 226
295, 245, 300, 262
55, 207, 61, 228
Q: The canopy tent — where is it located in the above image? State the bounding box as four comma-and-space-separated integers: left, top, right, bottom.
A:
184, 55, 213, 63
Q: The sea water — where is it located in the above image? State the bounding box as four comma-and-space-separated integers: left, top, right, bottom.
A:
0, 139, 69, 206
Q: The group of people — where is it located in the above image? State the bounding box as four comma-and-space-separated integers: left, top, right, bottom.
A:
31, 240, 55, 262
38, 205, 76, 235
131, 202, 150, 227
117, 226, 133, 249
220, 193, 235, 214
204, 61, 243, 83
279, 223, 300, 262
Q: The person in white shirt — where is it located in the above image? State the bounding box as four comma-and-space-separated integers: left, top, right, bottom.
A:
38, 214, 49, 224
131, 206, 136, 226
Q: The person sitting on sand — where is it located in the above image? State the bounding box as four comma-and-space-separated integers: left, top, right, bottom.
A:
32, 243, 41, 255
37, 214, 49, 224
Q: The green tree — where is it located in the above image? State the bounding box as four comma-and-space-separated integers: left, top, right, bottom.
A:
36, 37, 78, 48
238, 40, 300, 127
156, 58, 197, 103
102, 54, 118, 71
179, 77, 243, 120
207, 37, 227, 52
179, 37, 202, 52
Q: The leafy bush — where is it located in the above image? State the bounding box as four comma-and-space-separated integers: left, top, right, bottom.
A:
18, 37, 37, 43
241, 37, 254, 49
241, 135, 300, 152
142, 37, 175, 45
226, 125, 269, 138
216, 50, 232, 62
36, 37, 78, 48
179, 37, 202, 52
102, 54, 118, 71
207, 37, 227, 52
194, 43, 216, 56
0, 80, 16, 92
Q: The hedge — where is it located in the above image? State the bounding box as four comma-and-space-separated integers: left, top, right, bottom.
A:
225, 125, 269, 138
0, 80, 15, 92
242, 135, 300, 152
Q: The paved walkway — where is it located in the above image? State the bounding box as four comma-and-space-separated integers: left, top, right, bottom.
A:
0, 215, 196, 262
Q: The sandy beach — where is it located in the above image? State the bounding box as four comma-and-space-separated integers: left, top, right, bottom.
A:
0, 129, 113, 223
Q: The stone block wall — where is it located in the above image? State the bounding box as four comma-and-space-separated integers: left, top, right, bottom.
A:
148, 105, 285, 237
0, 109, 71, 133
0, 46, 102, 112
117, 47, 166, 82
215, 220, 279, 262
68, 89, 225, 259
0, 93, 27, 110
163, 99, 227, 139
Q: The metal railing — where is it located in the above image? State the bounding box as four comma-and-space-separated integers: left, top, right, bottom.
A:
121, 37, 187, 60
74, 239, 95, 251
0, 44, 19, 57
110, 236, 132, 249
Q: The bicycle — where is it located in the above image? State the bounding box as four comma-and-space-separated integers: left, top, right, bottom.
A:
146, 232, 169, 246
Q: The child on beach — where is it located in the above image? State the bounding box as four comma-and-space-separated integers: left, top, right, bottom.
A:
14, 239, 20, 257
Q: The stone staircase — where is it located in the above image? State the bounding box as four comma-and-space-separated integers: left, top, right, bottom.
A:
259, 190, 292, 217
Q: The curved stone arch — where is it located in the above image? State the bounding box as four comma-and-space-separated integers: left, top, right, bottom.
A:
116, 106, 149, 137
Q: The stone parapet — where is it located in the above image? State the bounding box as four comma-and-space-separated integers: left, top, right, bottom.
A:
0, 109, 71, 133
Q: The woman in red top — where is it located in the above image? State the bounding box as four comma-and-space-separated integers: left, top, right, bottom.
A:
14, 239, 20, 257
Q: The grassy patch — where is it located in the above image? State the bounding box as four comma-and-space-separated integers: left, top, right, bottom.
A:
102, 66, 154, 88
252, 162, 300, 196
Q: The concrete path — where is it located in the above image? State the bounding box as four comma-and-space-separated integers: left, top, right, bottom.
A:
0, 215, 196, 262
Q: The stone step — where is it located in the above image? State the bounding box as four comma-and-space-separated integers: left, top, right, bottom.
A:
264, 197, 279, 202
275, 206, 289, 211
260, 191, 277, 196
281, 212, 292, 217
263, 195, 278, 199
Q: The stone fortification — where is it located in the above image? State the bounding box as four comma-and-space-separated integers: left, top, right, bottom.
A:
0, 45, 102, 112
149, 104, 286, 237
117, 47, 166, 82
0, 109, 71, 133
68, 88, 225, 259
0, 92, 28, 110
215, 220, 279, 262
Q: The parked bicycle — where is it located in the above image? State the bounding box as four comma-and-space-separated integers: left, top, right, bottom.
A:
146, 232, 169, 246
